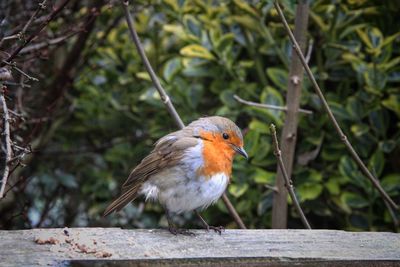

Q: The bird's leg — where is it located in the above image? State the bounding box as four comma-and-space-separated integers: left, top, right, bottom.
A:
195, 211, 224, 234
165, 209, 195, 236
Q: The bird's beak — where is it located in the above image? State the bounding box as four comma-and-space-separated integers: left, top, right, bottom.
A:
233, 145, 248, 160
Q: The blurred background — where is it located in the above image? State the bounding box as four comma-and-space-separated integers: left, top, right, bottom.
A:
0, 0, 399, 231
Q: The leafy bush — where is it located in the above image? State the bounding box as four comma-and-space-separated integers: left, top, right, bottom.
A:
1, 0, 399, 231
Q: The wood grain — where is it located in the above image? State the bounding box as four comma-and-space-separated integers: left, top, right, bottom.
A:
1, 228, 399, 266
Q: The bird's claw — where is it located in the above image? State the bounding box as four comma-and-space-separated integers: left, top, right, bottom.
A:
206, 225, 224, 235
168, 227, 196, 236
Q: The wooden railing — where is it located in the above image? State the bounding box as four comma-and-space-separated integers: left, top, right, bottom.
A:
1, 228, 399, 266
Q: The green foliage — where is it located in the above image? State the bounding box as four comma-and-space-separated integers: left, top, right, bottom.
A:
5, 0, 399, 231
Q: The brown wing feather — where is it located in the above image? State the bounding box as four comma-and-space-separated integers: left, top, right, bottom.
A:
103, 185, 141, 216
103, 130, 198, 216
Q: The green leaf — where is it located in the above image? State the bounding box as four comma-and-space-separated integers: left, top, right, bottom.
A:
186, 83, 203, 109
381, 174, 400, 194
351, 124, 369, 137
329, 101, 352, 120
163, 57, 182, 82
163, 0, 179, 12
381, 57, 400, 71
250, 135, 270, 166
368, 108, 389, 137
163, 24, 186, 40
244, 130, 259, 158
368, 150, 385, 177
260, 86, 284, 118
339, 159, 368, 191
308, 170, 323, 182
325, 178, 341, 195
382, 95, 400, 117
346, 96, 365, 120
252, 168, 275, 184
180, 44, 215, 60
215, 33, 235, 55
266, 68, 288, 90
229, 183, 249, 198
219, 90, 236, 107
340, 192, 369, 209
258, 193, 273, 215
356, 27, 383, 55
297, 183, 323, 201
363, 67, 386, 93
233, 0, 259, 17
230, 15, 260, 33
183, 15, 201, 38
248, 120, 270, 134
382, 32, 400, 47
136, 72, 151, 81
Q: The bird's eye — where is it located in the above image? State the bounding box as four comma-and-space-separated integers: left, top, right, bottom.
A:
222, 133, 229, 140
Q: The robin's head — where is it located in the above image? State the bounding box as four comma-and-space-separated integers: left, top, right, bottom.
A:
189, 116, 248, 160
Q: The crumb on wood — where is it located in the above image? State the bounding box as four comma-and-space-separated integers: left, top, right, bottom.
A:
75, 243, 96, 254
34, 237, 58, 245
95, 251, 112, 258
34, 230, 112, 258
63, 228, 70, 236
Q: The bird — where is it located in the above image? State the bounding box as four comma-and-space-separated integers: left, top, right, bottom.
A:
103, 116, 247, 235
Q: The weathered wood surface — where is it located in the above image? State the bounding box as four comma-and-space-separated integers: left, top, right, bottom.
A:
0, 228, 399, 266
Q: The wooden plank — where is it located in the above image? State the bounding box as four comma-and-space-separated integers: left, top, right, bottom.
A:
0, 228, 399, 266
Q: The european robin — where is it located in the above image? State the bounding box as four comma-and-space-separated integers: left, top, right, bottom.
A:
104, 116, 247, 235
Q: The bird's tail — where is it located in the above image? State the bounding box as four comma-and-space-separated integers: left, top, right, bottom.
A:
103, 186, 140, 217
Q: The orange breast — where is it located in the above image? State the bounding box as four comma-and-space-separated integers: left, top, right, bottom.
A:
198, 131, 235, 179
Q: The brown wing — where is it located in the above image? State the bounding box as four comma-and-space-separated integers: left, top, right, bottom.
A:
103, 130, 198, 216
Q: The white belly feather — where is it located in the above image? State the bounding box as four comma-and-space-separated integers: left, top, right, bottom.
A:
139, 141, 229, 213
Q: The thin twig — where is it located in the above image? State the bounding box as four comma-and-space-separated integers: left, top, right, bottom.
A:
384, 199, 399, 231
274, 0, 399, 211
265, 184, 279, 193
19, 32, 77, 54
21, 0, 47, 36
1, 0, 72, 67
305, 39, 313, 64
121, 0, 246, 229
121, 0, 184, 128
0, 90, 12, 198
1, 34, 20, 42
2, 61, 39, 81
270, 124, 311, 229
221, 193, 247, 229
234, 94, 313, 115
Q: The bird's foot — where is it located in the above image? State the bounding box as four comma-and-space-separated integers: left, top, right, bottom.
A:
168, 227, 196, 236
205, 225, 225, 235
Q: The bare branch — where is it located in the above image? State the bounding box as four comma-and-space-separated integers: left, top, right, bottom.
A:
19, 33, 76, 55
274, 0, 399, 211
265, 184, 279, 193
21, 0, 48, 36
270, 124, 311, 229
0, 89, 12, 199
121, 0, 246, 229
305, 39, 313, 64
234, 94, 313, 115
271, 1, 309, 229
121, 0, 184, 129
221, 194, 247, 229
1, 0, 72, 67
2, 61, 38, 81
